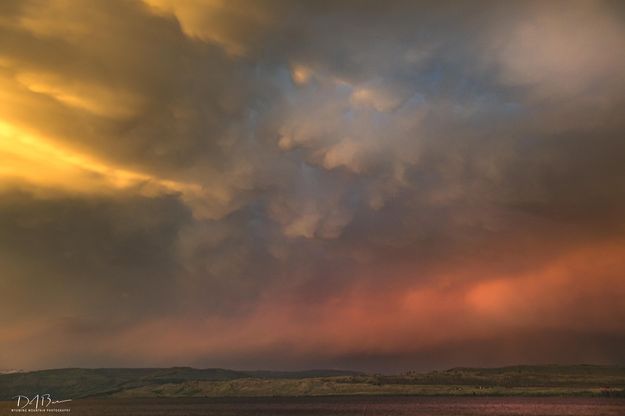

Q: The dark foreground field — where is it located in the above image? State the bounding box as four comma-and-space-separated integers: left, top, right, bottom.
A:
2, 396, 625, 416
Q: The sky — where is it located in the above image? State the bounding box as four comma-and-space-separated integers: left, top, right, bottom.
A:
1, 0, 625, 373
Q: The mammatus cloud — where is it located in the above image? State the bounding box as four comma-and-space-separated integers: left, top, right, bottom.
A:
1, 0, 625, 372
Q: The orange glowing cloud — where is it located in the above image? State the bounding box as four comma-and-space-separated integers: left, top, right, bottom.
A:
80, 240, 625, 365
467, 241, 625, 332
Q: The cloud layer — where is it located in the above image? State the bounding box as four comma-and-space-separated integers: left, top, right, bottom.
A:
1, 0, 625, 372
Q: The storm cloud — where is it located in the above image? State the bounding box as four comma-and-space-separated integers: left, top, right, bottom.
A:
1, 0, 625, 372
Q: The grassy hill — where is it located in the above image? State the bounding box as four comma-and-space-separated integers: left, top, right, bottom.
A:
1, 365, 624, 399
0, 367, 362, 399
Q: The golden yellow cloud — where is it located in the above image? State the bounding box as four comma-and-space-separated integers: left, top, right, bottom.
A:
143, 0, 273, 56
15, 71, 143, 119
0, 119, 235, 218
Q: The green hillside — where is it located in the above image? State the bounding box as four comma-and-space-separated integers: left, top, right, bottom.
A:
1, 365, 624, 399
0, 367, 362, 399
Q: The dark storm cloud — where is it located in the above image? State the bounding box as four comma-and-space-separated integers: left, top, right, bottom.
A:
1, 0, 625, 371
0, 190, 191, 321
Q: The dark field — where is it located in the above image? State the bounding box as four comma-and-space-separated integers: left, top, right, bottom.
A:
2, 396, 625, 416
2, 366, 624, 415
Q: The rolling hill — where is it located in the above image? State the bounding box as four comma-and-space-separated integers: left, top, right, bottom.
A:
1, 365, 624, 399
